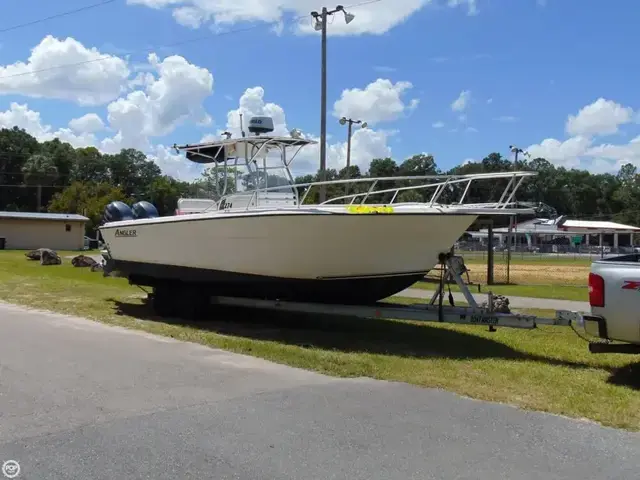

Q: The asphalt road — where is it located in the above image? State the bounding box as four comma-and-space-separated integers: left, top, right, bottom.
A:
1, 302, 639, 480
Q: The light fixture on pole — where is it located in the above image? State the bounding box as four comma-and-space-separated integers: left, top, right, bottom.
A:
509, 144, 529, 171
310, 5, 356, 203
339, 116, 367, 197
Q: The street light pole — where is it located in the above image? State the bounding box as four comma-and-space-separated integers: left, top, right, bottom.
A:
319, 6, 328, 203
311, 5, 355, 203
507, 144, 529, 281
339, 116, 367, 197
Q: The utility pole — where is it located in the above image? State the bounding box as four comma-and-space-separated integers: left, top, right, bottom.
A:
311, 5, 355, 203
339, 116, 367, 197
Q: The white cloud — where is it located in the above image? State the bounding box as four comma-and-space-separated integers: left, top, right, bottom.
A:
0, 35, 401, 181
583, 135, 640, 170
451, 90, 471, 112
0, 35, 130, 106
526, 136, 592, 169
147, 144, 205, 181
432, 121, 445, 128
565, 98, 634, 137
527, 98, 640, 172
101, 52, 214, 153
0, 35, 215, 180
332, 79, 418, 125
126, 0, 479, 36
213, 86, 395, 175
0, 102, 98, 149
447, 0, 478, 15
217, 86, 289, 143
495, 115, 517, 123
69, 113, 105, 133
289, 128, 394, 176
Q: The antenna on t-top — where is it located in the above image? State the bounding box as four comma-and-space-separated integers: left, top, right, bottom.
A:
239, 113, 246, 138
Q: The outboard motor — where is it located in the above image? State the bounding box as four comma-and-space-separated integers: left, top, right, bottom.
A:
102, 201, 134, 224
132, 201, 159, 220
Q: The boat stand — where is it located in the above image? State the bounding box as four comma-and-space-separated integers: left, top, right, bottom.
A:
207, 254, 581, 332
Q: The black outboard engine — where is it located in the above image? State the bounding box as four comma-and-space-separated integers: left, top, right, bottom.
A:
103, 201, 134, 224
132, 201, 159, 220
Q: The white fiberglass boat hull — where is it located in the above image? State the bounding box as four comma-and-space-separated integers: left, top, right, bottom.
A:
100, 206, 477, 303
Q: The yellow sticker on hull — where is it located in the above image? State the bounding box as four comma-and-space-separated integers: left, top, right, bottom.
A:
346, 205, 394, 214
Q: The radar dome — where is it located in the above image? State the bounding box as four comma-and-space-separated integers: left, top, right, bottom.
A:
247, 116, 274, 135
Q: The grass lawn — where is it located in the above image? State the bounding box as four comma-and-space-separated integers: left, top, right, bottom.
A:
1, 249, 639, 431
411, 279, 588, 302
437, 251, 593, 287
461, 252, 596, 267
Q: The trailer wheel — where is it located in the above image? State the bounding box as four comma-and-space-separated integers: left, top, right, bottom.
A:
177, 285, 210, 320
152, 283, 178, 318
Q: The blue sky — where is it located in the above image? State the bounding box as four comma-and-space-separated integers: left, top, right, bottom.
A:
0, 0, 638, 179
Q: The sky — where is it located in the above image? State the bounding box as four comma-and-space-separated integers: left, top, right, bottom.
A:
0, 0, 638, 181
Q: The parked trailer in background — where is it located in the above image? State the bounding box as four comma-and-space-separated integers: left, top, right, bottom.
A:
577, 253, 640, 354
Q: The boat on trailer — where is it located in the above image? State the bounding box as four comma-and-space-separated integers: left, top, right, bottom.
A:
99, 116, 536, 313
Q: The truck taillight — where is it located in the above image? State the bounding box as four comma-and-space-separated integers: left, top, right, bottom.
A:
588, 273, 605, 307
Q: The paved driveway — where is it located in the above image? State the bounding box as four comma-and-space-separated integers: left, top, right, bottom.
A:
1, 302, 638, 479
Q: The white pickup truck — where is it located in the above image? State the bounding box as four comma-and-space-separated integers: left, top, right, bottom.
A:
578, 253, 640, 354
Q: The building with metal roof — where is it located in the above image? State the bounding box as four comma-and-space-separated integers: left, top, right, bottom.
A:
470, 216, 639, 252
0, 211, 90, 251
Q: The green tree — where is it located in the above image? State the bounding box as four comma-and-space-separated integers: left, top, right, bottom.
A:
104, 148, 162, 198
71, 146, 110, 183
147, 176, 191, 216
0, 127, 40, 210
21, 153, 59, 212
612, 164, 640, 226
48, 181, 129, 235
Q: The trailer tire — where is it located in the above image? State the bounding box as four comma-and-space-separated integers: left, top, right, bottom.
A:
152, 283, 178, 318
177, 285, 210, 320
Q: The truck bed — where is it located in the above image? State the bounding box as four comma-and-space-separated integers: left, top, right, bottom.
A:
586, 253, 640, 348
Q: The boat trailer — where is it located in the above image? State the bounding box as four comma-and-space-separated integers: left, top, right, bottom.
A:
129, 252, 583, 333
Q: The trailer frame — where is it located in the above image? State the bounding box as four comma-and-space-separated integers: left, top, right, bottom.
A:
135, 252, 584, 331
208, 294, 581, 331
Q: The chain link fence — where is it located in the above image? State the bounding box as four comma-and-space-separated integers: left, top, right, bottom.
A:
453, 240, 638, 286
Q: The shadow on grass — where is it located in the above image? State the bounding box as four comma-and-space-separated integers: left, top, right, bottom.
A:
607, 362, 640, 390
109, 298, 625, 373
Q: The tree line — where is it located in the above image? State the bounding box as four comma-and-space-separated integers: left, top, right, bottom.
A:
0, 126, 639, 235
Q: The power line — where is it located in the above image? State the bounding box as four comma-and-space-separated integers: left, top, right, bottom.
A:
0, 0, 117, 35
0, 0, 382, 81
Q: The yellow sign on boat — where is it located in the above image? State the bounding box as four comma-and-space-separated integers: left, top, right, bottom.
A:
346, 205, 394, 214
